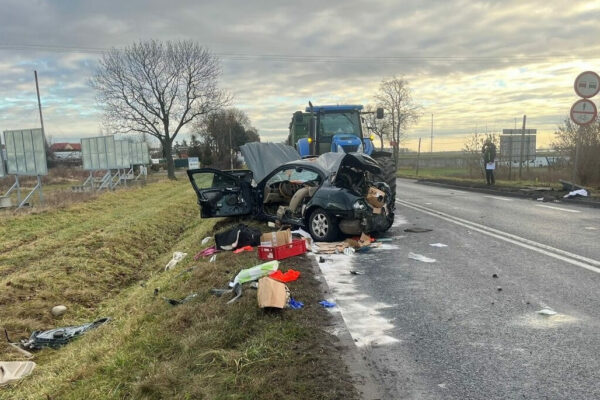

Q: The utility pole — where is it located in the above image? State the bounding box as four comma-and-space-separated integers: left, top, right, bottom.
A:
430, 113, 433, 153
416, 137, 422, 177
34, 70, 46, 141
571, 125, 582, 188
34, 70, 45, 204
518, 114, 526, 180
229, 126, 234, 170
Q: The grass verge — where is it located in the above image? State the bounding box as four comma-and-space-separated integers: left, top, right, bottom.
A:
0, 179, 357, 399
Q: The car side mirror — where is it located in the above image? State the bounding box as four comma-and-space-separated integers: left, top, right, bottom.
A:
376, 107, 384, 119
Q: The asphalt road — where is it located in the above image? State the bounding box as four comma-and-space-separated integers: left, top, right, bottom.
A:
319, 178, 600, 400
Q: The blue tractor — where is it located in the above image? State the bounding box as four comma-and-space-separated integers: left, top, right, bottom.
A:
288, 103, 396, 202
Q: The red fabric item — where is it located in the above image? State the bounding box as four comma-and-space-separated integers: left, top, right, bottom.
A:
269, 269, 301, 283
233, 245, 254, 254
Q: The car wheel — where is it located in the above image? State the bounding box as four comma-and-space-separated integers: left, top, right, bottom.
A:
308, 208, 339, 242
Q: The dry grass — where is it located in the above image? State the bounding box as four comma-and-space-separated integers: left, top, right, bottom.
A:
0, 179, 357, 400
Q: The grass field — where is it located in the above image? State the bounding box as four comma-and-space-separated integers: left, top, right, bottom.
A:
0, 179, 355, 399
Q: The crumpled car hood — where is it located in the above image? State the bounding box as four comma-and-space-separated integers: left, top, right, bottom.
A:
240, 142, 382, 183
313, 152, 381, 176
240, 142, 301, 183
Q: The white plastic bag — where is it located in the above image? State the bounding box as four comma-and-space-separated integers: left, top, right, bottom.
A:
165, 252, 187, 271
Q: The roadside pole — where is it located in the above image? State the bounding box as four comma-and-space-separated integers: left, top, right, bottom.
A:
518, 115, 526, 180
416, 137, 422, 177
229, 126, 233, 170
34, 70, 46, 204
570, 71, 600, 188
571, 125, 583, 187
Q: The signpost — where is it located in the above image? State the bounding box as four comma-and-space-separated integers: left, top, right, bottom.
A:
570, 99, 597, 126
188, 157, 199, 169
570, 71, 600, 187
574, 71, 600, 99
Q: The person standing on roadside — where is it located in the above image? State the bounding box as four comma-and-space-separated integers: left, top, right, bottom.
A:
482, 140, 496, 185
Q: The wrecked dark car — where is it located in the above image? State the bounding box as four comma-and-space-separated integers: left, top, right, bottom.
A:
187, 142, 395, 241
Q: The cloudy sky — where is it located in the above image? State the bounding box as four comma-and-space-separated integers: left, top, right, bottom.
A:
1, 0, 599, 151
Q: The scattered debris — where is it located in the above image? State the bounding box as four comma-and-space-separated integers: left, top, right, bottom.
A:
231, 260, 280, 286
210, 282, 243, 304
153, 288, 159, 296
375, 238, 394, 242
209, 255, 217, 263
350, 270, 365, 275
319, 256, 326, 263
288, 297, 304, 309
175, 266, 197, 278
201, 236, 212, 245
3, 330, 34, 359
497, 287, 503, 292
257, 277, 289, 309
51, 305, 67, 317
269, 269, 301, 283
429, 243, 448, 248
408, 252, 436, 263
564, 188, 588, 198
163, 293, 198, 306
165, 252, 187, 271
260, 229, 292, 247
0, 361, 36, 387
319, 300, 336, 308
585, 227, 598, 231
258, 238, 307, 261
404, 227, 433, 233
233, 245, 254, 254
21, 318, 110, 350
215, 224, 261, 251
537, 308, 557, 316
343, 247, 356, 256
194, 246, 219, 260
492, 273, 499, 278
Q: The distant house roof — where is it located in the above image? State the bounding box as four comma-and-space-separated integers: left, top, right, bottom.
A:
51, 142, 81, 152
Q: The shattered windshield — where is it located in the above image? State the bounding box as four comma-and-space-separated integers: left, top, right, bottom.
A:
267, 168, 320, 184
319, 112, 360, 138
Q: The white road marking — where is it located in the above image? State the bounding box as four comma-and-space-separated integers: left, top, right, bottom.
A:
536, 204, 581, 213
484, 195, 513, 201
585, 227, 597, 230
396, 199, 600, 274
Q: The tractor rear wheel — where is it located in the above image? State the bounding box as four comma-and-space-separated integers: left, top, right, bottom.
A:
371, 154, 397, 206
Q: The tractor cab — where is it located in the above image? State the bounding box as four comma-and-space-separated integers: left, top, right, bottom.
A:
289, 104, 377, 158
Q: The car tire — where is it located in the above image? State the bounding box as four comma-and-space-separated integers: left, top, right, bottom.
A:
308, 208, 339, 242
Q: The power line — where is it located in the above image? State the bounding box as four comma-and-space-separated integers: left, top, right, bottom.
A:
0, 43, 592, 64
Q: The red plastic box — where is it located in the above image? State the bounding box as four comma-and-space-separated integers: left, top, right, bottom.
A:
258, 239, 307, 261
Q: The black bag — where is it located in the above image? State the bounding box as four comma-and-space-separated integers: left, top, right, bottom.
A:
215, 224, 261, 250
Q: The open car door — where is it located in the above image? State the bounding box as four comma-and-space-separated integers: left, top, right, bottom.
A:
187, 168, 253, 218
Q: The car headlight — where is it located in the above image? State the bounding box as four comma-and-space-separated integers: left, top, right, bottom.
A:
353, 200, 367, 211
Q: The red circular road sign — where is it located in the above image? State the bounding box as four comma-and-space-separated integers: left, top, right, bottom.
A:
574, 71, 600, 98
570, 98, 597, 126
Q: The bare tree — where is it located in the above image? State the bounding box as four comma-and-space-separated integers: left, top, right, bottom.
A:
553, 118, 600, 185
90, 39, 229, 179
375, 77, 420, 163
364, 104, 390, 149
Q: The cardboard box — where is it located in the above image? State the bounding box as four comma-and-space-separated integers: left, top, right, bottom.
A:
366, 186, 386, 208
257, 277, 289, 308
260, 229, 292, 247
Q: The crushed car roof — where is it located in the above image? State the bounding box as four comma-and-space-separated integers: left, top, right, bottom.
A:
240, 142, 382, 183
